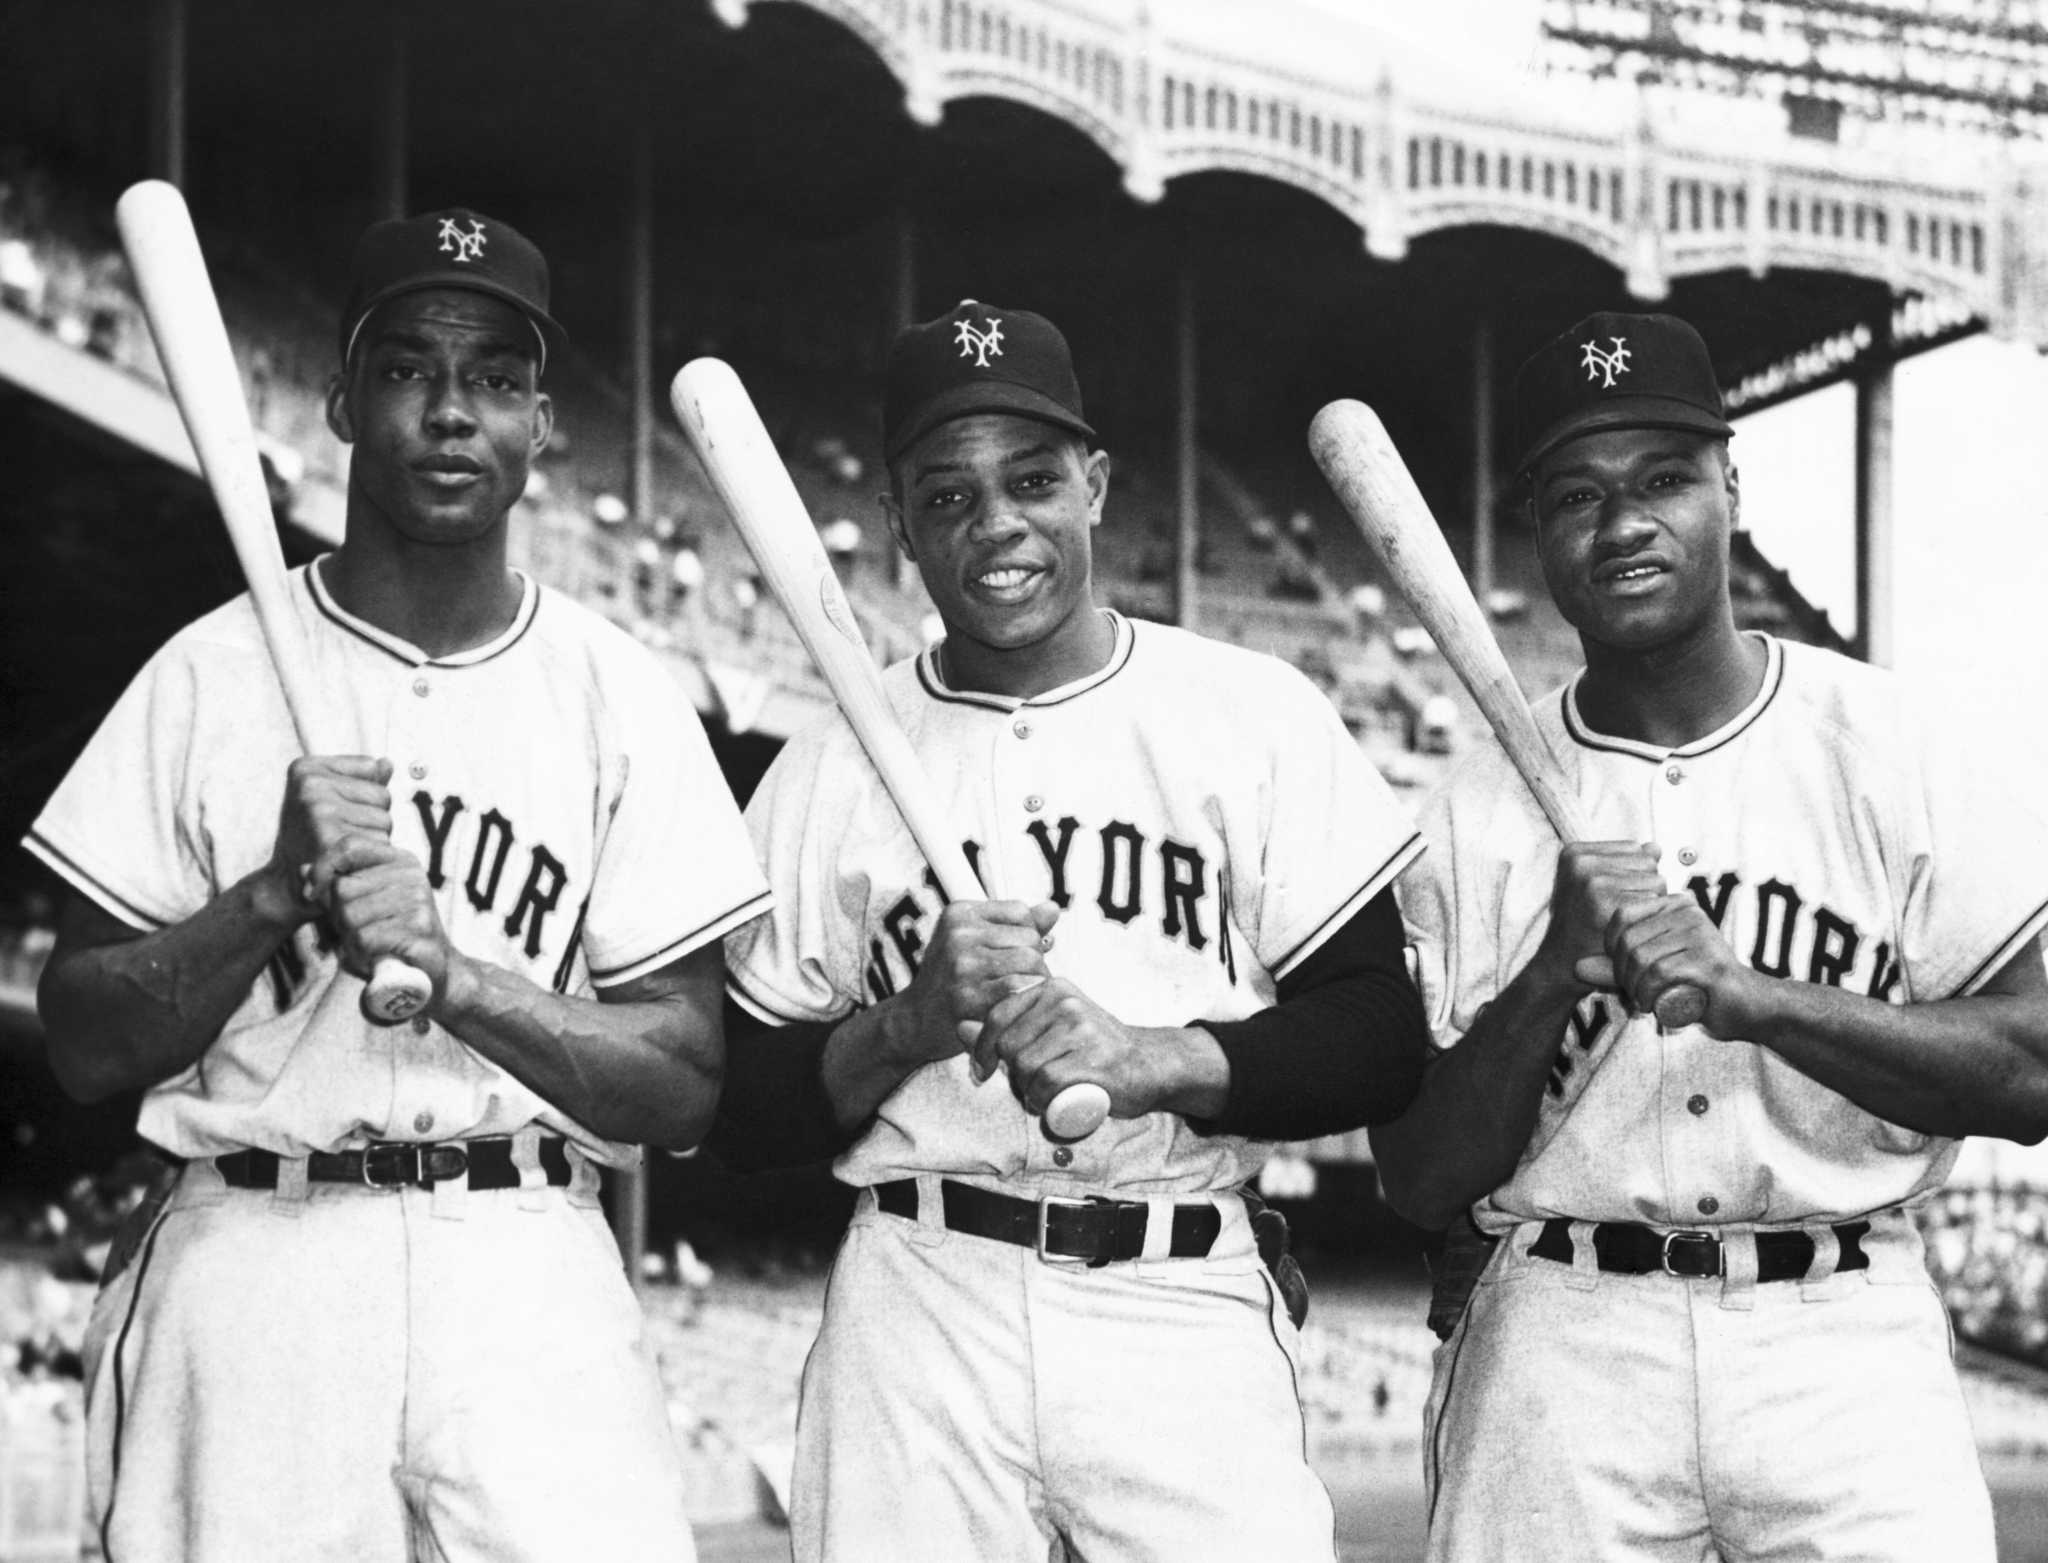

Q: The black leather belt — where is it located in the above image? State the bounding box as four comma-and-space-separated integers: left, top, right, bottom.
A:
1530, 1218, 1871, 1281
213, 1136, 574, 1192
874, 1178, 1222, 1266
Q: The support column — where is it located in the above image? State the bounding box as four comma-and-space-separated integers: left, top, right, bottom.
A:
1175, 257, 1199, 631
612, 55, 657, 1291
627, 110, 656, 528
147, 0, 187, 187
373, 12, 410, 220
891, 202, 918, 588
891, 202, 918, 335
1471, 318, 1497, 609
1853, 342, 1896, 668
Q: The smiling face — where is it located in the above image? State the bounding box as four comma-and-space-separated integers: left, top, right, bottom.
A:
1530, 426, 1740, 655
884, 412, 1111, 697
325, 288, 552, 549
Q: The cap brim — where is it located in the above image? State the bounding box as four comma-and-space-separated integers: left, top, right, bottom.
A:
343, 276, 568, 369
887, 381, 1095, 462
1515, 396, 1733, 477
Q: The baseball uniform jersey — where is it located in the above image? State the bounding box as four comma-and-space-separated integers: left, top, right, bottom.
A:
1405, 632, 2048, 1562
28, 558, 771, 1563
28, 558, 771, 1164
728, 609, 1421, 1561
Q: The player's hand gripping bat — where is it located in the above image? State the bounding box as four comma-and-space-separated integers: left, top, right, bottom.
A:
116, 180, 433, 1026
669, 358, 1113, 1140
1309, 399, 1708, 1031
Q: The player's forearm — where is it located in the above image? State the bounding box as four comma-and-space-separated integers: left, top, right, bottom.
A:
820, 997, 940, 1132
434, 953, 723, 1151
38, 866, 305, 1103
1369, 956, 1588, 1230
1743, 978, 2048, 1143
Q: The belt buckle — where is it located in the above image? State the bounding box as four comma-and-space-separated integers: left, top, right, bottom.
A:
1035, 1195, 1095, 1265
360, 1143, 422, 1190
1660, 1229, 1721, 1278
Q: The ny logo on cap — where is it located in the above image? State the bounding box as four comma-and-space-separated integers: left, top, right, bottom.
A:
1580, 336, 1631, 389
438, 218, 487, 265
954, 315, 1004, 368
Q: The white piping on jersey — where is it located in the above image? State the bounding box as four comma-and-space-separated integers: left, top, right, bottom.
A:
1560, 632, 1785, 760
914, 609, 1135, 711
305, 555, 541, 670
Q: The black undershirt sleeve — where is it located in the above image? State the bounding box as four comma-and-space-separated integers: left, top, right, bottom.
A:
1192, 886, 1432, 1142
701, 1001, 851, 1173
705, 885, 1431, 1168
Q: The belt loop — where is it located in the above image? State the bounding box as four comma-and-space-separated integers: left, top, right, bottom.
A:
183, 1156, 227, 1207
1564, 1219, 1600, 1291
1719, 1228, 1758, 1310
1800, 1222, 1842, 1301
565, 1142, 605, 1209
911, 1174, 947, 1247
270, 1155, 311, 1216
432, 1147, 469, 1222
1140, 1195, 1176, 1263
511, 1126, 549, 1212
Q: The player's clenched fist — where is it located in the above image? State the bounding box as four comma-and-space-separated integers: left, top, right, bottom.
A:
979, 978, 1191, 1121
267, 755, 396, 916
1600, 894, 1762, 1039
901, 900, 1057, 1073
323, 834, 452, 998
1534, 841, 1667, 994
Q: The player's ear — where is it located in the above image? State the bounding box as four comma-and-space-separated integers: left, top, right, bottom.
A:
528, 390, 554, 462
880, 484, 916, 562
1723, 457, 1741, 531
1083, 448, 1109, 527
324, 373, 355, 445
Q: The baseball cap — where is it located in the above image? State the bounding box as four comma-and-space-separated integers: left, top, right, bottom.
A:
338, 207, 567, 374
882, 299, 1096, 462
1511, 311, 1732, 476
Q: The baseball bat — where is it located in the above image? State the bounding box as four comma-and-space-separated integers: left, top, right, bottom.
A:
668, 357, 1111, 1139
1308, 399, 1708, 1031
115, 180, 433, 1026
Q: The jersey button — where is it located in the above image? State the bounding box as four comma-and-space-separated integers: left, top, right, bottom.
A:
1677, 848, 1697, 866
1696, 1194, 1719, 1216
409, 763, 428, 781
412, 677, 431, 698
1051, 1146, 1074, 1168
1687, 1093, 1710, 1116
1013, 720, 1033, 740
413, 1110, 435, 1135
1664, 764, 1685, 785
411, 1016, 431, 1036
1024, 794, 1044, 814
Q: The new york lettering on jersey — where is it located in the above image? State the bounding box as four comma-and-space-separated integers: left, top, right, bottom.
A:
855, 808, 1241, 1002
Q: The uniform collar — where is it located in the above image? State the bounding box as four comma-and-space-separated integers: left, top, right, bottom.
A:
306, 555, 539, 669
915, 609, 1134, 711
1561, 632, 1784, 760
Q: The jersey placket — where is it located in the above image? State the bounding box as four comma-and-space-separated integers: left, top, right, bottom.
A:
1646, 750, 1729, 1225
988, 701, 1094, 1180
381, 658, 458, 1142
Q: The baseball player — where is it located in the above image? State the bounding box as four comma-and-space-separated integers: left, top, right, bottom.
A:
28, 208, 770, 1562
706, 299, 1433, 1562
1375, 310, 2048, 1562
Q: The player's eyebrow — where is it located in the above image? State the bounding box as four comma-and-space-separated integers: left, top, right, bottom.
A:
1542, 440, 1703, 484
909, 440, 1063, 486
366, 327, 534, 365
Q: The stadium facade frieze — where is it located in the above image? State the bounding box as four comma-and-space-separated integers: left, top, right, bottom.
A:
717, 0, 2048, 346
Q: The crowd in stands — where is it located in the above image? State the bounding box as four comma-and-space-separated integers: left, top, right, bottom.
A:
1922, 1184, 2048, 1369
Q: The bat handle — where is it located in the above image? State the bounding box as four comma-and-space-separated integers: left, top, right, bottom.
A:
361, 957, 435, 1025
1043, 1081, 1111, 1141
1653, 984, 1708, 1031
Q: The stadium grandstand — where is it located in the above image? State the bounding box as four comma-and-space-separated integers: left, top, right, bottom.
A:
5, 4, 2048, 1542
